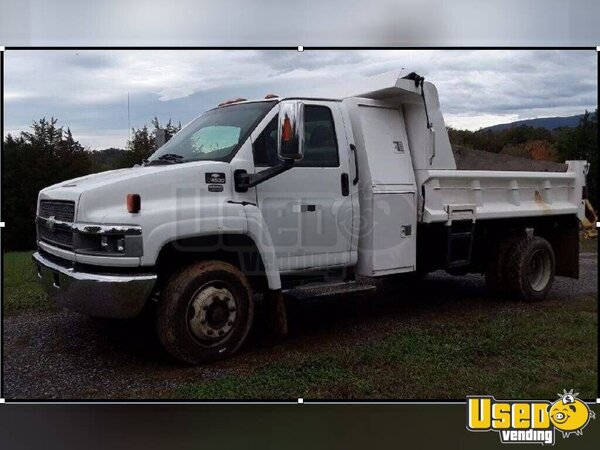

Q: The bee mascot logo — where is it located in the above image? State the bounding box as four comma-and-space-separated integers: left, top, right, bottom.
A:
467, 389, 594, 445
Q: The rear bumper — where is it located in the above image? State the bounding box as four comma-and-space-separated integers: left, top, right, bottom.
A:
32, 252, 157, 319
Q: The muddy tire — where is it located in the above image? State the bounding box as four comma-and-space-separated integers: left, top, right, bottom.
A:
156, 260, 254, 364
504, 236, 555, 302
485, 234, 523, 295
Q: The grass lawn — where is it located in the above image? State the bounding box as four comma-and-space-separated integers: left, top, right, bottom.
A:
176, 294, 597, 399
2, 240, 597, 400
580, 236, 599, 253
3, 251, 54, 315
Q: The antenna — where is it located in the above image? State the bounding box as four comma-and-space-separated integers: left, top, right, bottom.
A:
127, 92, 131, 142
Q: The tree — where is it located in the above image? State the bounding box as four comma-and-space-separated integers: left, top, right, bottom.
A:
119, 125, 154, 168
2, 118, 92, 250
119, 118, 182, 167
554, 110, 598, 206
526, 140, 557, 162
151, 116, 182, 143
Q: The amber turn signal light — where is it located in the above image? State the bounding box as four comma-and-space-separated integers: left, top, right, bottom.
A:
127, 194, 141, 213
282, 116, 292, 142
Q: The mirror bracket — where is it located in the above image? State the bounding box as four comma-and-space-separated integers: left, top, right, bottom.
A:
234, 160, 295, 192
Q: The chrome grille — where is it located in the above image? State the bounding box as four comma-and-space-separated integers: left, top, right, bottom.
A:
38, 225, 73, 248
38, 200, 75, 248
39, 200, 75, 222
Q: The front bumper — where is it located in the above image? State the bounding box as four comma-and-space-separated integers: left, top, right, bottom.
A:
32, 252, 157, 319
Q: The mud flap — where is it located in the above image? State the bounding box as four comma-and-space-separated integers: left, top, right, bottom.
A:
265, 289, 288, 336
543, 215, 580, 279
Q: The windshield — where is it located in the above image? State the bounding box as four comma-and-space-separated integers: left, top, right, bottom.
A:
147, 101, 276, 164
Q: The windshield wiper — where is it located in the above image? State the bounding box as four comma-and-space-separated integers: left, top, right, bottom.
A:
145, 153, 186, 165
158, 153, 185, 161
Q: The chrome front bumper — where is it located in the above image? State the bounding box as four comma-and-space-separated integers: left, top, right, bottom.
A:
32, 252, 157, 319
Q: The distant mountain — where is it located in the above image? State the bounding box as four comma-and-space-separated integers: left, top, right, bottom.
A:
483, 114, 584, 132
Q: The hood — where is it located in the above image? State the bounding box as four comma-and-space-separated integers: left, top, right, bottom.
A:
39, 161, 234, 223
43, 164, 185, 195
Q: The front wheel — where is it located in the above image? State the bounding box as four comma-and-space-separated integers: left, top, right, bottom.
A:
505, 236, 555, 302
156, 260, 254, 364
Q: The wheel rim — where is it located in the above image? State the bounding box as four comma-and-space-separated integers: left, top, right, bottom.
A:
187, 282, 237, 343
527, 249, 552, 292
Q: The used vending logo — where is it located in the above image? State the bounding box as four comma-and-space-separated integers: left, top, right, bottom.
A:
467, 390, 594, 445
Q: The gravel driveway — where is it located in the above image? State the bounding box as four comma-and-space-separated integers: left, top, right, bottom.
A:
3, 252, 597, 400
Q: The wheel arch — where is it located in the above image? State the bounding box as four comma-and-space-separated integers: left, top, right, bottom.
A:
470, 214, 579, 278
154, 231, 281, 292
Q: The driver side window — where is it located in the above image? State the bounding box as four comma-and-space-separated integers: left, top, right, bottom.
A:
252, 116, 279, 167
253, 105, 339, 167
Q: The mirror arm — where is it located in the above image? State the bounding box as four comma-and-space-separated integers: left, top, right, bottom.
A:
235, 160, 295, 192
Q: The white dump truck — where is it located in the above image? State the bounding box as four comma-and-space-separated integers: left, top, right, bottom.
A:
33, 71, 589, 364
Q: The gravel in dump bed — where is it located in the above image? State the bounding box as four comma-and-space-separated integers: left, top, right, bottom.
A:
452, 145, 568, 172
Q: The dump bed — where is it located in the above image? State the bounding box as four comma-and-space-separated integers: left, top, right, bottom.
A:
338, 70, 588, 277
338, 71, 589, 226
419, 160, 588, 224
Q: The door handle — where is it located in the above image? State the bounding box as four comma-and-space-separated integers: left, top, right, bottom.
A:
341, 173, 349, 197
350, 144, 359, 185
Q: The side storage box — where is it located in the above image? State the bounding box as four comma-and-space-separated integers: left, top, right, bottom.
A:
372, 191, 416, 274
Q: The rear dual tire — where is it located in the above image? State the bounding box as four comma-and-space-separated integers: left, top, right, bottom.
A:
486, 235, 555, 302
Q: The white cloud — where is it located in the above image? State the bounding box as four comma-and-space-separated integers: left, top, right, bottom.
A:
4, 50, 597, 148
445, 114, 521, 131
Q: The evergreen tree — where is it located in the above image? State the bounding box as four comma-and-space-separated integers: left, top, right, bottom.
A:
3, 118, 92, 250
119, 118, 182, 167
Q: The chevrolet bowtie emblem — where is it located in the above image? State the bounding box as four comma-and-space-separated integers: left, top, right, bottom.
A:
46, 215, 56, 231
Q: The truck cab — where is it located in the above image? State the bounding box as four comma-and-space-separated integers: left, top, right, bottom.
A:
33, 71, 589, 364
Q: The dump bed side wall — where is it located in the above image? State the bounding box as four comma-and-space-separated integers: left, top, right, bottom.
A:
420, 165, 586, 224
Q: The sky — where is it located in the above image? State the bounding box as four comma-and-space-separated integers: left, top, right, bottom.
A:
2, 1, 600, 47
3, 50, 597, 149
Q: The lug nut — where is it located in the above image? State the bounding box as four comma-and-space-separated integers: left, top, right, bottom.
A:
200, 319, 207, 325
218, 330, 225, 336
227, 320, 234, 326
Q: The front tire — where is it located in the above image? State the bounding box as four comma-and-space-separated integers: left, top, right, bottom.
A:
504, 236, 555, 302
157, 260, 254, 364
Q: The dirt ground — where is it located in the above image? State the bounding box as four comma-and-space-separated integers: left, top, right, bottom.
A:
3, 250, 597, 400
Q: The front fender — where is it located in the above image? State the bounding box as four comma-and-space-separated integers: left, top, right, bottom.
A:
242, 204, 281, 290
142, 202, 282, 290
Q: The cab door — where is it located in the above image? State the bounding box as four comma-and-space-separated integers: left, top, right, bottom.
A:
251, 101, 354, 273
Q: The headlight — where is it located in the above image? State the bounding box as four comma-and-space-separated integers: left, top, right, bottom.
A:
72, 223, 143, 257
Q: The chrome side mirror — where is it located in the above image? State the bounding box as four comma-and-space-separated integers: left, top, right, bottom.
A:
277, 100, 305, 161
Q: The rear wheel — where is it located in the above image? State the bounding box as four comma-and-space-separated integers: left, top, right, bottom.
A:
504, 236, 555, 302
485, 234, 523, 295
156, 260, 254, 364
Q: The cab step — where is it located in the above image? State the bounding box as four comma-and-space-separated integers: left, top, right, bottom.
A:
283, 281, 376, 301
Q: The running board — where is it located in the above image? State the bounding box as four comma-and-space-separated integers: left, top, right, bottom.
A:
283, 281, 376, 300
